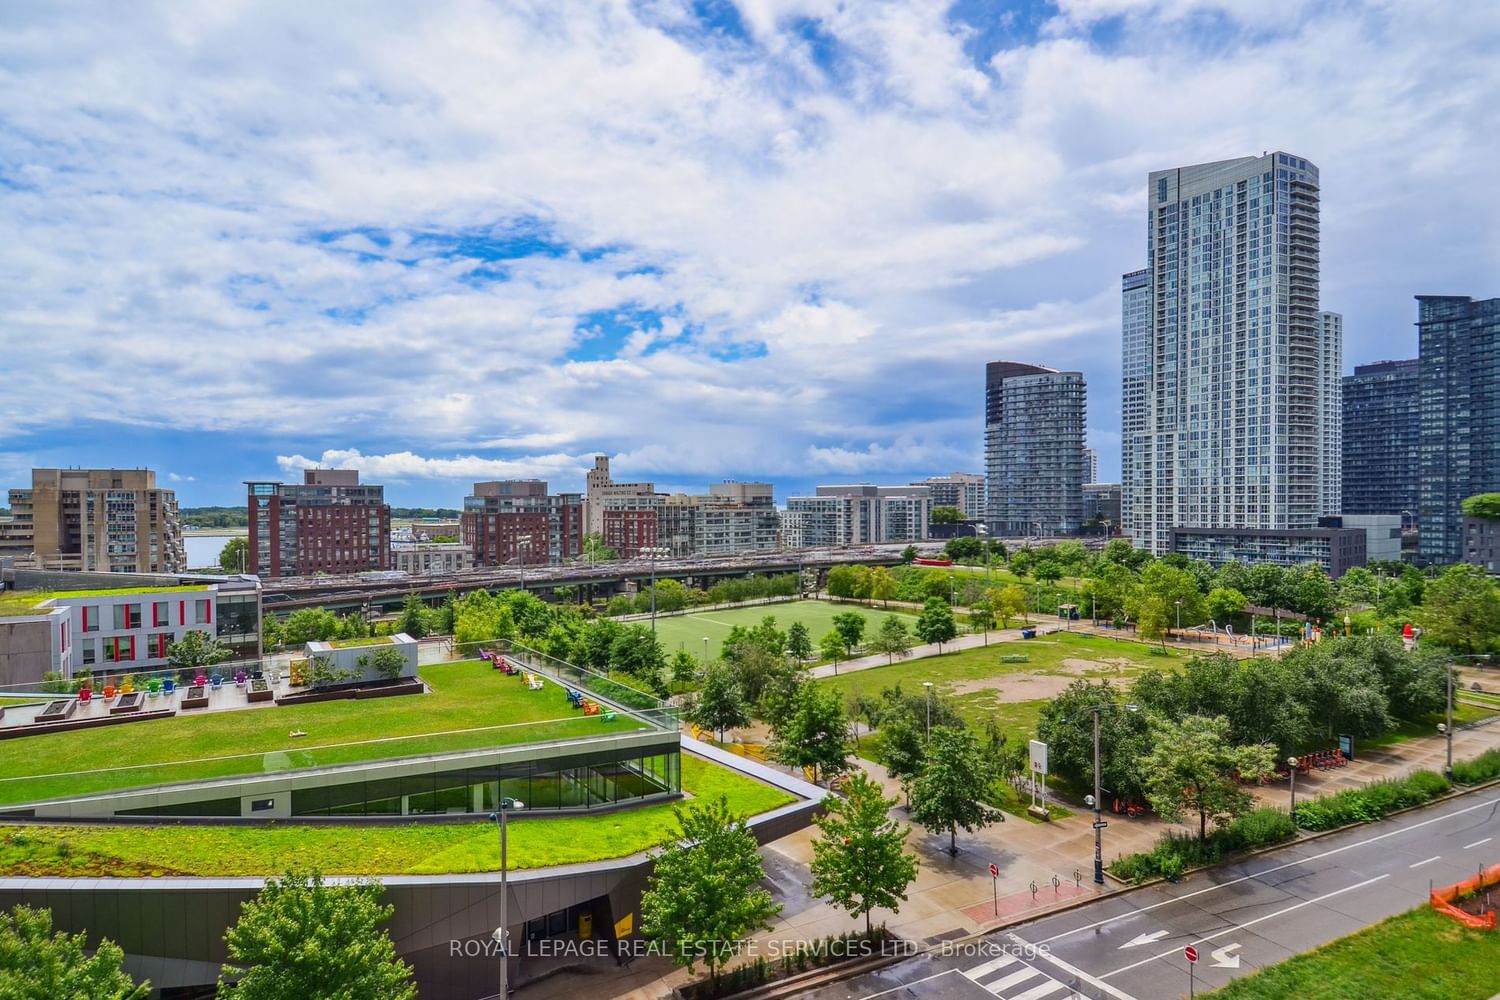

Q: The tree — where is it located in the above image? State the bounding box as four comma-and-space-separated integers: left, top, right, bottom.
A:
166, 630, 233, 673
0, 904, 148, 1000
967, 599, 995, 637
1205, 587, 1248, 626
914, 597, 957, 651
218, 536, 248, 573
1035, 680, 1150, 804
1032, 558, 1064, 587
1247, 563, 1291, 614
279, 608, 339, 645
868, 566, 898, 607
900, 544, 918, 564
993, 584, 1027, 627
859, 614, 908, 665
669, 649, 699, 685
1137, 715, 1276, 841
826, 565, 861, 599
787, 621, 813, 664
1422, 563, 1500, 654
909, 726, 1002, 855
640, 797, 781, 990
581, 532, 618, 562
1337, 566, 1378, 609
687, 661, 750, 741
652, 578, 691, 613
930, 505, 964, 525
832, 612, 867, 655
609, 623, 666, 683
809, 772, 919, 934
1461, 493, 1500, 520
1083, 562, 1139, 623
218, 871, 415, 1000
394, 593, 430, 639
770, 683, 852, 785
370, 646, 406, 681
819, 630, 846, 668
880, 715, 925, 804
944, 536, 982, 561
1128, 563, 1206, 649
1285, 640, 1392, 739
1291, 565, 1338, 621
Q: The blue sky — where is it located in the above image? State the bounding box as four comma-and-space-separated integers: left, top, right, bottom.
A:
3, 0, 1499, 507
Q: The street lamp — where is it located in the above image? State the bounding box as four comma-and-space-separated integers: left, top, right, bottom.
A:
490, 797, 526, 999
1174, 599, 1182, 636
1287, 755, 1300, 821
1440, 663, 1455, 777
976, 524, 992, 589
702, 636, 710, 670
640, 546, 671, 633
1073, 703, 1139, 885
923, 681, 934, 740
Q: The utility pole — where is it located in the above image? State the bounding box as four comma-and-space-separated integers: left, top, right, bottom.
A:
1092, 707, 1104, 885
491, 797, 524, 998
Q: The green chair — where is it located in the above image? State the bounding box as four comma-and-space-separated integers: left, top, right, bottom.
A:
147, 677, 162, 696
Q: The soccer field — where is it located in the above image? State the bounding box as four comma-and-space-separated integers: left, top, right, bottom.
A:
647, 599, 908, 661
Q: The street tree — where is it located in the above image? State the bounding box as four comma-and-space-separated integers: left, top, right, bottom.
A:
992, 584, 1028, 627
787, 620, 813, 664
641, 797, 781, 991
914, 597, 957, 651
880, 715, 925, 805
0, 904, 148, 1000
166, 630, 233, 673
1422, 563, 1500, 654
809, 772, 919, 934
869, 614, 912, 664
218, 536, 248, 573
1035, 680, 1150, 804
770, 683, 852, 785
394, 593, 430, 639
819, 630, 846, 669
687, 660, 751, 741
1137, 715, 1277, 841
832, 612, 868, 655
868, 566, 898, 607
218, 872, 415, 1000
909, 725, 1003, 855
1128, 563, 1206, 649
930, 506, 964, 524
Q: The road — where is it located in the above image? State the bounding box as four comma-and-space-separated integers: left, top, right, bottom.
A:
805, 790, 1500, 1000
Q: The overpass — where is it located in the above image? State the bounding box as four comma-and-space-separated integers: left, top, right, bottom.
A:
260, 546, 915, 615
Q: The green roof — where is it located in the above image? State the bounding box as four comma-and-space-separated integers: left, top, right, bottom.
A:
48, 585, 207, 599
0, 585, 210, 620
322, 636, 397, 649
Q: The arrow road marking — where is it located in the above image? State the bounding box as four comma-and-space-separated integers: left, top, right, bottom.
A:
1464, 837, 1492, 850
1118, 930, 1169, 949
1209, 943, 1242, 969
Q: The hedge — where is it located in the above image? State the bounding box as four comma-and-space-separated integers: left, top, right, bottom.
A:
1292, 771, 1450, 831
1110, 807, 1295, 884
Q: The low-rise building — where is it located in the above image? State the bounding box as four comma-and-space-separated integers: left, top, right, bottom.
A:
390, 530, 475, 575
1332, 514, 1405, 564
912, 473, 986, 522
1170, 526, 1367, 578
1083, 483, 1122, 530
0, 576, 262, 687
784, 485, 931, 547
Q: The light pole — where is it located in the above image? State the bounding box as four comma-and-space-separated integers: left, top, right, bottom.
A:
1287, 755, 1299, 822
1344, 614, 1351, 638
641, 546, 670, 633
490, 796, 526, 999
1076, 703, 1138, 885
1440, 664, 1454, 777
1174, 599, 1182, 637
977, 524, 992, 589
923, 681, 934, 740
702, 636, 710, 670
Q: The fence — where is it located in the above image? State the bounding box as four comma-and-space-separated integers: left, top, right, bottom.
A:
1431, 862, 1500, 930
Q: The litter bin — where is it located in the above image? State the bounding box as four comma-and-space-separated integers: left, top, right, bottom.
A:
1021, 628, 1036, 640
579, 912, 593, 939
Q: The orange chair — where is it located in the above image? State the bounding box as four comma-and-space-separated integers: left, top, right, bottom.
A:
103, 684, 117, 699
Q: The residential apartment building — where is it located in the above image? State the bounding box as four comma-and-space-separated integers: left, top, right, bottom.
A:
0, 576, 262, 687
1341, 359, 1420, 518
1126, 153, 1339, 570
245, 470, 390, 579
583, 455, 656, 537
390, 529, 475, 575
461, 481, 583, 566
1082, 449, 1099, 486
1318, 311, 1344, 515
1465, 514, 1500, 575
1171, 525, 1366, 579
658, 482, 778, 558
784, 485, 931, 547
0, 469, 186, 574
985, 362, 1086, 536
1418, 295, 1500, 564
1120, 268, 1152, 540
1083, 483, 1122, 529
914, 473, 986, 522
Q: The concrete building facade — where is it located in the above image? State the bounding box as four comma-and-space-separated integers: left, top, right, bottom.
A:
1, 469, 186, 574
1319, 310, 1344, 515
1120, 268, 1152, 542
985, 362, 1086, 537
1341, 359, 1421, 518
1465, 515, 1500, 574
914, 473, 986, 522
245, 470, 390, 579
1418, 295, 1500, 564
785, 485, 931, 547
1127, 153, 1326, 558
583, 456, 656, 538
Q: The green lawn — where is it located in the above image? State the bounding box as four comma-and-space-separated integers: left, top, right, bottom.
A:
0, 660, 643, 806
0, 755, 795, 877
1207, 906, 1500, 999
650, 599, 915, 662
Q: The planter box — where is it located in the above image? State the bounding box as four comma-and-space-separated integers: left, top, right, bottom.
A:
110, 693, 144, 715
36, 699, 77, 724
247, 680, 274, 703
275, 676, 423, 707
181, 686, 209, 710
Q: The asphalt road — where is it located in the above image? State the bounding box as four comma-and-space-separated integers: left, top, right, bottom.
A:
806, 790, 1500, 1000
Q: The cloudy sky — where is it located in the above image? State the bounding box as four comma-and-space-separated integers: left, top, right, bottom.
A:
2, 0, 1498, 507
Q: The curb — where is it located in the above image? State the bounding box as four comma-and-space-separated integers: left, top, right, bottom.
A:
679, 947, 912, 1000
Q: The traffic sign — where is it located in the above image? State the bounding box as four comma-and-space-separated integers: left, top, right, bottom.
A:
1092, 820, 1108, 830
1184, 945, 1199, 964
988, 863, 999, 878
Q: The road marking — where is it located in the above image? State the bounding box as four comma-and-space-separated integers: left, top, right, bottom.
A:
966, 953, 1019, 978
1101, 874, 1389, 980
1117, 930, 1169, 949
1209, 943, 1242, 969
849, 968, 959, 999
1009, 981, 1069, 1000
988, 967, 1045, 993
1034, 793, 1500, 945
1409, 855, 1441, 868
1464, 837, 1492, 849
1004, 932, 1140, 1000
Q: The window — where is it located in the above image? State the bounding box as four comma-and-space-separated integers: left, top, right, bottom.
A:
81, 639, 96, 666
81, 606, 99, 632
195, 599, 212, 625
112, 604, 141, 630
153, 601, 169, 627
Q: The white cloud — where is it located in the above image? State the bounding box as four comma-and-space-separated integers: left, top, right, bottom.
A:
1, 0, 1498, 492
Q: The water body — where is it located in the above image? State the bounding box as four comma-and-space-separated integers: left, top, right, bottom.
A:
184, 531, 246, 570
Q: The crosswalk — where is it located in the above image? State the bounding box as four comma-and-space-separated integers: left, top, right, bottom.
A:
961, 952, 1084, 999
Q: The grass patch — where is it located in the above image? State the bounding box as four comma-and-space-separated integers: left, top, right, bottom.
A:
0, 755, 795, 877
650, 599, 914, 662
322, 636, 396, 648
1207, 906, 1500, 999
0, 660, 643, 805
1359, 703, 1498, 750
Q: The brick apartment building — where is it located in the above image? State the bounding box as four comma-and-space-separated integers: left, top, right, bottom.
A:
244, 470, 391, 579
462, 481, 583, 566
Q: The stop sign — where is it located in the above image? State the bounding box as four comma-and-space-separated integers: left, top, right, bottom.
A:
1184, 946, 1199, 964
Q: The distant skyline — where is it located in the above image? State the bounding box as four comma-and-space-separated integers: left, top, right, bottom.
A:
3, 2, 1499, 508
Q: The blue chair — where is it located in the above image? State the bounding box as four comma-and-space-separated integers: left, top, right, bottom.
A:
162, 678, 176, 696
210, 674, 224, 691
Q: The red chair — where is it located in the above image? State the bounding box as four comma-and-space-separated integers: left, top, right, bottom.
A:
79, 688, 93, 704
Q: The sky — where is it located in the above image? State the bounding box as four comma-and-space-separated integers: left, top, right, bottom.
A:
2, 0, 1499, 508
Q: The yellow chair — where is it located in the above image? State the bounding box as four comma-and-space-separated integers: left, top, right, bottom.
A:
120, 678, 136, 695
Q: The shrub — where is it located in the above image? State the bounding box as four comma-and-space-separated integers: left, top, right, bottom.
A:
1223, 807, 1296, 851
1109, 807, 1294, 884
1453, 748, 1500, 785
1294, 771, 1450, 832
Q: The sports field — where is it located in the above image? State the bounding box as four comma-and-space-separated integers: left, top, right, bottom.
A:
648, 599, 911, 661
